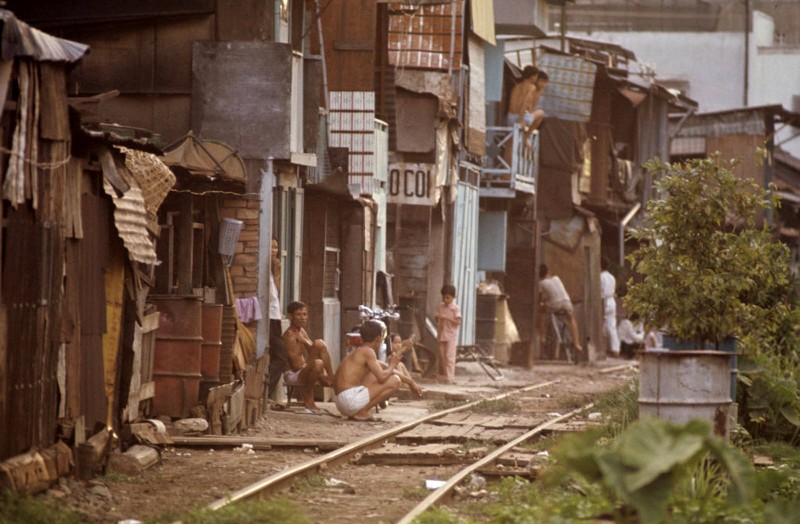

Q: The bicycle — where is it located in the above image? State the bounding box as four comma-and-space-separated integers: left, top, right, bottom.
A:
544, 310, 576, 363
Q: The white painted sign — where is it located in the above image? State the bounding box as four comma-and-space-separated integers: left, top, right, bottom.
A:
386, 163, 436, 206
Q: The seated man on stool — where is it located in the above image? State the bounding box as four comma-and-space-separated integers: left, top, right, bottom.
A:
334, 320, 419, 421
282, 301, 336, 412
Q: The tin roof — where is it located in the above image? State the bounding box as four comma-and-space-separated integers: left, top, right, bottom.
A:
0, 9, 88, 62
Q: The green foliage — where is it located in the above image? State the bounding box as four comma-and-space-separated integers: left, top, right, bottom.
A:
737, 353, 800, 444
0, 491, 84, 524
149, 498, 311, 524
551, 418, 755, 524
412, 507, 464, 524
625, 155, 790, 347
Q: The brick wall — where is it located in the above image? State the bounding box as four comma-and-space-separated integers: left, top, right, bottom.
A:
219, 196, 263, 299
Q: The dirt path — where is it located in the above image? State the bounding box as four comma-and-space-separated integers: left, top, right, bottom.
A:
40, 360, 637, 523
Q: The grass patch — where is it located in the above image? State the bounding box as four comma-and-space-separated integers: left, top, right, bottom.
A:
591, 380, 638, 436
102, 472, 137, 484
430, 399, 467, 411
289, 473, 327, 493
149, 498, 311, 524
471, 397, 520, 413
0, 491, 84, 524
403, 486, 429, 500
752, 441, 800, 465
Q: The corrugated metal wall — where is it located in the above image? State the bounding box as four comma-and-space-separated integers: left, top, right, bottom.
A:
451, 179, 480, 347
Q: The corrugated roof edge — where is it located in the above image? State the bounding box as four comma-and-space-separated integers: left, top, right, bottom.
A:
0, 9, 89, 63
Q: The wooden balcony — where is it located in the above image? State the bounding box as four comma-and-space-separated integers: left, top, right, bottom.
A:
481, 125, 538, 198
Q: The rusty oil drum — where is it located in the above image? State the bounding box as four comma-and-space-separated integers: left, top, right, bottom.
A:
638, 349, 733, 438
150, 295, 203, 419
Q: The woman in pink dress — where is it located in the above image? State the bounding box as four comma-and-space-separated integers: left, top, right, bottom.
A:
435, 284, 461, 384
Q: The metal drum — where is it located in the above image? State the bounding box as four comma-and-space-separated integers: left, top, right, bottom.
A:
151, 296, 203, 419
638, 350, 733, 438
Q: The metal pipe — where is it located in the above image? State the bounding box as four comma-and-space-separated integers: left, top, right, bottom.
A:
315, 0, 329, 111
744, 0, 749, 106
619, 202, 641, 268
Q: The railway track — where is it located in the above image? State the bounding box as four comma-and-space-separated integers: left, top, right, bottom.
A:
203, 373, 622, 522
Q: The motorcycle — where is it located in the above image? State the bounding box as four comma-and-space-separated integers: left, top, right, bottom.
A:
344, 304, 400, 363
345, 303, 438, 377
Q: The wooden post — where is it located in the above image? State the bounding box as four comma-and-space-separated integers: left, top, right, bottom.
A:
176, 193, 194, 295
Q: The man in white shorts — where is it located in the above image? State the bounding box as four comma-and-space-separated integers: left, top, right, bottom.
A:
333, 320, 420, 421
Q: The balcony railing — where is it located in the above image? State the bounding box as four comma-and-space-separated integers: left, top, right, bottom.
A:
481, 125, 538, 198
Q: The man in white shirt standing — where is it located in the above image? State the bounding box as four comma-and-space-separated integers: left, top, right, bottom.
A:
600, 257, 620, 355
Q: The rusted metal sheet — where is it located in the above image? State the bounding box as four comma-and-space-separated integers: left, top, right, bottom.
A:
102, 177, 158, 264
388, 1, 463, 71
1, 205, 60, 460
0, 9, 88, 62
79, 192, 112, 428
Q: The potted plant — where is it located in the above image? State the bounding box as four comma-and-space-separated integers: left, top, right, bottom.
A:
624, 153, 790, 435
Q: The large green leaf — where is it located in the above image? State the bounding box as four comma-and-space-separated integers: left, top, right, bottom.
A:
703, 436, 755, 505
618, 418, 707, 491
779, 405, 800, 427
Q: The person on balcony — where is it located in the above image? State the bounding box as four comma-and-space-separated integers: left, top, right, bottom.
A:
523, 70, 549, 132
507, 65, 540, 129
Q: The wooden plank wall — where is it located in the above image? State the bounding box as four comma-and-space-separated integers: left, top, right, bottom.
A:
65, 17, 214, 145
321, 0, 377, 92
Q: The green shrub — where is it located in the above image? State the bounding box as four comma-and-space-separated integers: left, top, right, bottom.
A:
0, 491, 84, 524
149, 498, 311, 524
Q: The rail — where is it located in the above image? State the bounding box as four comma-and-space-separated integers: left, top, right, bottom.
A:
206, 379, 560, 510
397, 401, 595, 524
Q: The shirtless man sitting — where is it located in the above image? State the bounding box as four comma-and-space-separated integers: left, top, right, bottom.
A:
333, 320, 423, 421
282, 301, 336, 411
